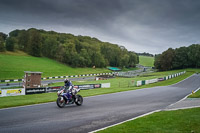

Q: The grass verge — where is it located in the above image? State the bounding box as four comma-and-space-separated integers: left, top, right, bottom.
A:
188, 89, 200, 98
97, 107, 200, 133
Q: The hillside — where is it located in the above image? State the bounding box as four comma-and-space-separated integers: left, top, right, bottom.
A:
139, 56, 155, 67
0, 51, 111, 80
0, 28, 138, 68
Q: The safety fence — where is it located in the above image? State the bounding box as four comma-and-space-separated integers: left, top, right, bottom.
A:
0, 73, 114, 83
117, 69, 144, 77
136, 71, 186, 86
116, 67, 153, 77
0, 83, 110, 97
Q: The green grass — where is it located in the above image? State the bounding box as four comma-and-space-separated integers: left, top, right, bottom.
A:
0, 51, 111, 80
98, 107, 200, 133
0, 69, 194, 109
188, 89, 200, 98
139, 56, 154, 67
0, 93, 57, 108
51, 69, 191, 88
185, 68, 200, 73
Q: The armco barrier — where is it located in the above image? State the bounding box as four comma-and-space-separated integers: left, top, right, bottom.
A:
0, 72, 114, 83
151, 78, 158, 83
142, 80, 145, 85
136, 71, 186, 87
137, 81, 142, 86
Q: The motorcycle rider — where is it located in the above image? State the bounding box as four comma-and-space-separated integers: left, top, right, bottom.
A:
63, 78, 73, 103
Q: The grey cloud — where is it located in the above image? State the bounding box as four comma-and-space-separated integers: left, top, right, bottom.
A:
0, 0, 200, 54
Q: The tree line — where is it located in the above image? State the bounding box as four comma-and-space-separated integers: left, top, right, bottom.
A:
154, 44, 200, 71
137, 52, 154, 57
0, 28, 139, 68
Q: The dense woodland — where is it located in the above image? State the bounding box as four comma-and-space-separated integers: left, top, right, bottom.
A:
0, 28, 139, 68
154, 44, 200, 71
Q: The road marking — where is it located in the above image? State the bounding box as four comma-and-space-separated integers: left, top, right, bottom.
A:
168, 86, 200, 107
0, 102, 55, 111
89, 110, 161, 133
164, 105, 200, 111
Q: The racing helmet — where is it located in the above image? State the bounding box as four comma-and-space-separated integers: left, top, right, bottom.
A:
64, 78, 69, 83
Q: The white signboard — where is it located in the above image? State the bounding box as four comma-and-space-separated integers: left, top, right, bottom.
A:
1, 88, 25, 97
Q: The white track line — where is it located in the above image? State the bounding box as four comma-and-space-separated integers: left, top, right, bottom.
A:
164, 105, 200, 111
90, 105, 200, 133
168, 87, 200, 107
89, 109, 161, 133
0, 102, 55, 111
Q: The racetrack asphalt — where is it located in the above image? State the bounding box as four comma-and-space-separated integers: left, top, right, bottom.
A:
0, 74, 200, 133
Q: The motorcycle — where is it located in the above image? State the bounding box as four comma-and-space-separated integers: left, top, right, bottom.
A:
56, 86, 83, 108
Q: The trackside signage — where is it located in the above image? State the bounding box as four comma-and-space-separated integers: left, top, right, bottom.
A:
1, 83, 111, 96
46, 86, 61, 92
25, 88, 46, 94
25, 83, 110, 95
101, 83, 110, 88
0, 88, 25, 97
74, 84, 101, 90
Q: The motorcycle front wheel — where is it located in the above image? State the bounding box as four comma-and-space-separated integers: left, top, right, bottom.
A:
75, 95, 83, 106
56, 96, 65, 108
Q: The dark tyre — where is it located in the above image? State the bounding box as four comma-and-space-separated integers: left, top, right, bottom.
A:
56, 96, 65, 108
75, 95, 83, 106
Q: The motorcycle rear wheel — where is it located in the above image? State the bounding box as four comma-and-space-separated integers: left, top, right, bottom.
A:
75, 95, 83, 106
56, 96, 65, 108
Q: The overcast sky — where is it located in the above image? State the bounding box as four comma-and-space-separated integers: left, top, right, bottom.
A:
0, 0, 200, 54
